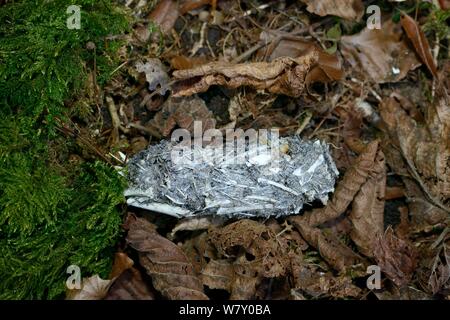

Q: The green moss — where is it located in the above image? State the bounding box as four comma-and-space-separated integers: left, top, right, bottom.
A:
0, 155, 126, 299
0, 0, 130, 299
0, 0, 129, 126
0, 114, 127, 299
423, 7, 450, 41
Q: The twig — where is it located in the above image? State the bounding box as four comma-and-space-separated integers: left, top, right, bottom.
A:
128, 122, 162, 140
232, 41, 268, 63
226, 3, 272, 23
105, 95, 121, 145
432, 34, 440, 99
53, 118, 114, 165
110, 60, 128, 76
190, 22, 208, 57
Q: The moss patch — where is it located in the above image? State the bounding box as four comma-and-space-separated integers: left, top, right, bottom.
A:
0, 0, 130, 299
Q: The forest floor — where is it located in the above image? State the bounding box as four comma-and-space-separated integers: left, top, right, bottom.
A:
1, 0, 449, 300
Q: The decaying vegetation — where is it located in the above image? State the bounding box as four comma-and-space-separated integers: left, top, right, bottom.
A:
0, 0, 449, 300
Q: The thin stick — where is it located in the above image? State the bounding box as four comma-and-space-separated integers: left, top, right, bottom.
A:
128, 122, 162, 139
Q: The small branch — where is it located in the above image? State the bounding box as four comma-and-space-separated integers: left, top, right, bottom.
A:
105, 95, 121, 145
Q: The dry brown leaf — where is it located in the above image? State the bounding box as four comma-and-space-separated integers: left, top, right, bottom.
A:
66, 275, 112, 300
126, 214, 209, 300
291, 260, 361, 298
179, 0, 211, 15
340, 108, 366, 154
149, 95, 216, 137
294, 140, 379, 227
230, 267, 260, 300
133, 24, 151, 43
209, 220, 289, 278
321, 215, 354, 237
172, 50, 319, 97
105, 268, 156, 300
147, 0, 180, 35
374, 227, 418, 287
341, 20, 421, 83
288, 141, 380, 272
129, 136, 148, 155
257, 33, 343, 84
170, 55, 209, 70
109, 252, 135, 279
198, 220, 310, 299
349, 149, 386, 258
400, 13, 438, 78
200, 259, 234, 292
379, 94, 450, 215
182, 232, 258, 298
306, 50, 344, 85
373, 286, 431, 300
300, 0, 364, 21
385, 186, 406, 200
403, 178, 448, 227
182, 231, 218, 275
290, 219, 361, 273
428, 244, 450, 294
207, 220, 292, 299
439, 0, 450, 10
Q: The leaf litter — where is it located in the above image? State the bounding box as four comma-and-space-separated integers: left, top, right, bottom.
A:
56, 0, 450, 300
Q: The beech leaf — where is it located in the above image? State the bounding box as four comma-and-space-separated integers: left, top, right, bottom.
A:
126, 214, 209, 300
400, 13, 438, 78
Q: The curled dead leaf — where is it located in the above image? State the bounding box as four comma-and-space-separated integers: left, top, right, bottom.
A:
230, 266, 260, 300
290, 219, 361, 273
341, 112, 366, 154
402, 178, 448, 227
295, 140, 380, 227
109, 252, 134, 279
172, 51, 319, 97
400, 13, 438, 78
289, 141, 381, 271
206, 220, 295, 299
257, 33, 343, 85
349, 149, 386, 258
